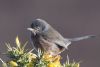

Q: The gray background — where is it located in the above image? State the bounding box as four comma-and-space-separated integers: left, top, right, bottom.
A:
0, 0, 100, 67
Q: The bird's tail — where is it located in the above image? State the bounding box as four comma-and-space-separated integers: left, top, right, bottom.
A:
67, 35, 96, 42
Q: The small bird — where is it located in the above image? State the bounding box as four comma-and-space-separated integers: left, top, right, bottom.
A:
27, 19, 95, 55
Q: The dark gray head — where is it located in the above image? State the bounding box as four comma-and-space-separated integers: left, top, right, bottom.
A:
27, 19, 49, 35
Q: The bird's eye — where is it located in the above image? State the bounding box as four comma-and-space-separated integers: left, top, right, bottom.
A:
35, 24, 38, 27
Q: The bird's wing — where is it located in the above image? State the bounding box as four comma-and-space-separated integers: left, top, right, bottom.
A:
53, 39, 71, 49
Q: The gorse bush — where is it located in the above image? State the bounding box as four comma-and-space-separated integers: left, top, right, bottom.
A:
0, 36, 80, 67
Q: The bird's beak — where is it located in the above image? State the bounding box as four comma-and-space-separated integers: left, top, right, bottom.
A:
27, 28, 37, 35
27, 28, 34, 31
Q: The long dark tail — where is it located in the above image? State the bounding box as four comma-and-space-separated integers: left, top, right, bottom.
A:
66, 35, 96, 42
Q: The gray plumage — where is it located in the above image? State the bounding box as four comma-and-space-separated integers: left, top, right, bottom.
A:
27, 19, 95, 55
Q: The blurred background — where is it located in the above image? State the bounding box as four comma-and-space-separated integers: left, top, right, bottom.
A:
0, 0, 100, 67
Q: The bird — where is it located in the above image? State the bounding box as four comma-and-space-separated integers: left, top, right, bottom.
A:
27, 19, 95, 55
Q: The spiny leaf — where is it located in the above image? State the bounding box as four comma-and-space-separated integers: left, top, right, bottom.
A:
16, 36, 21, 48
22, 41, 28, 51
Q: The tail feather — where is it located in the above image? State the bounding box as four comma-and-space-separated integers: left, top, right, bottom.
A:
67, 35, 96, 42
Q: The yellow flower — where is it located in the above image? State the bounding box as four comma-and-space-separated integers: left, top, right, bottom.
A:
48, 62, 61, 67
43, 53, 53, 61
53, 55, 61, 62
47, 55, 61, 67
9, 61, 18, 67
43, 53, 61, 61
48, 62, 56, 67
26, 62, 33, 67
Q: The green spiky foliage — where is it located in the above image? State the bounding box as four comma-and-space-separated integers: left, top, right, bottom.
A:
0, 36, 80, 67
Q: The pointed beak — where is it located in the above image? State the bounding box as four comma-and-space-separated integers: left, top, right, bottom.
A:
27, 28, 37, 35
27, 28, 34, 31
